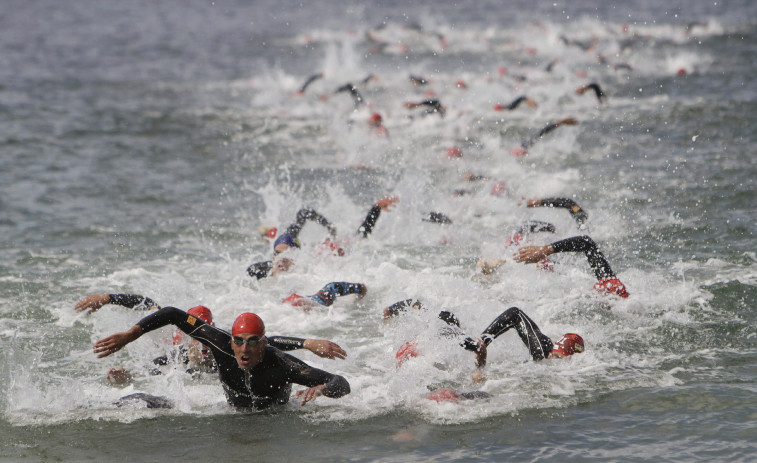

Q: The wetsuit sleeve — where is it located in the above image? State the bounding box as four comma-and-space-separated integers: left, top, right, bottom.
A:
298, 73, 323, 93
521, 122, 559, 149
550, 235, 616, 280
507, 96, 528, 110
136, 307, 235, 361
535, 198, 588, 225
267, 336, 305, 351
516, 220, 556, 235
285, 208, 336, 238
310, 282, 364, 307
476, 307, 554, 361
108, 294, 160, 311
281, 353, 350, 398
385, 299, 423, 316
247, 260, 273, 280
356, 205, 381, 238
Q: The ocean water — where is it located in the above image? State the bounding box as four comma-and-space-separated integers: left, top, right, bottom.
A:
1, 0, 756, 461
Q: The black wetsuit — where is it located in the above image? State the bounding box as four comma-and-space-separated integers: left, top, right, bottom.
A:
309, 282, 364, 306
531, 198, 588, 226
335, 82, 364, 108
135, 307, 350, 409
414, 99, 445, 118
247, 208, 336, 279
551, 235, 617, 281
298, 73, 323, 94
468, 307, 554, 361
106, 294, 313, 376
504, 95, 531, 111
581, 83, 606, 103
521, 121, 563, 150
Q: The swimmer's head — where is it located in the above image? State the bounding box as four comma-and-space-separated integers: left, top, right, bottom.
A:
446, 146, 462, 158
259, 226, 277, 239
551, 333, 584, 357
273, 233, 300, 254
395, 340, 419, 367
593, 277, 629, 298
231, 312, 265, 337
369, 112, 383, 126
187, 305, 214, 326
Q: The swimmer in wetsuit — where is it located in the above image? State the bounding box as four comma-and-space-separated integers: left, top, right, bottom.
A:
493, 95, 538, 112
462, 307, 584, 361
335, 82, 365, 108
247, 196, 399, 279
76, 293, 347, 384
515, 235, 629, 298
511, 117, 579, 156
94, 310, 351, 409
525, 197, 589, 227
283, 281, 367, 310
403, 99, 446, 118
296, 73, 324, 95
576, 83, 606, 104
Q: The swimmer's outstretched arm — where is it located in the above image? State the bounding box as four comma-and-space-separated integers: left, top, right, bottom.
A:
521, 117, 578, 149
527, 197, 588, 226
576, 83, 606, 103
297, 73, 323, 94
515, 235, 616, 280
356, 195, 399, 238
268, 336, 347, 360
74, 293, 160, 314
285, 208, 337, 239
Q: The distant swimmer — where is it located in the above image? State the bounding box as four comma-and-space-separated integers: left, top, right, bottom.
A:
515, 235, 629, 298
409, 74, 430, 86
493, 95, 538, 112
384, 300, 488, 377
462, 306, 584, 361
296, 72, 323, 95
559, 35, 597, 52
511, 117, 578, 156
476, 220, 557, 274
94, 310, 351, 409
421, 211, 453, 224
403, 99, 446, 118
283, 281, 367, 310
75, 293, 347, 384
575, 83, 606, 104
368, 112, 390, 138
250, 207, 338, 280
335, 82, 364, 108
525, 197, 589, 227
247, 196, 399, 279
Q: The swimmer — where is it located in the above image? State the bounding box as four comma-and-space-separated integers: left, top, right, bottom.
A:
575, 83, 606, 104
76, 293, 347, 383
296, 72, 323, 95
515, 235, 629, 298
94, 310, 350, 409
247, 196, 399, 279
283, 281, 367, 311
493, 95, 538, 112
403, 99, 446, 118
511, 117, 579, 156
462, 306, 584, 361
335, 82, 364, 108
525, 197, 589, 227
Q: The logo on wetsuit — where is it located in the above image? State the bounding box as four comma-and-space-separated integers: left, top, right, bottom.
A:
187, 315, 198, 326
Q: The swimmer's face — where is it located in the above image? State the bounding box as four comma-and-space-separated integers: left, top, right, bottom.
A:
231, 334, 267, 370
272, 257, 294, 275
273, 243, 291, 254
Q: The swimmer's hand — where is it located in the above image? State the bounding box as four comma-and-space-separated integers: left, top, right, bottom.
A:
303, 339, 347, 360
107, 367, 132, 385
93, 325, 143, 358
375, 195, 399, 211
74, 293, 110, 314
515, 245, 554, 264
556, 117, 578, 126
476, 259, 506, 274
295, 384, 325, 406
472, 369, 487, 384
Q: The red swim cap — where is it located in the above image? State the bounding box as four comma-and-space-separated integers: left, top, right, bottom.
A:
456, 80, 467, 89
267, 227, 278, 239
187, 305, 213, 325
594, 277, 629, 298
231, 313, 265, 337
395, 340, 419, 367
510, 147, 528, 157
552, 333, 584, 356
490, 181, 506, 196
369, 112, 383, 124
447, 146, 462, 158
426, 388, 461, 403
493, 104, 505, 111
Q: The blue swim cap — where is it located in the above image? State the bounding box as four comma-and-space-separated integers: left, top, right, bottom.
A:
273, 233, 300, 249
